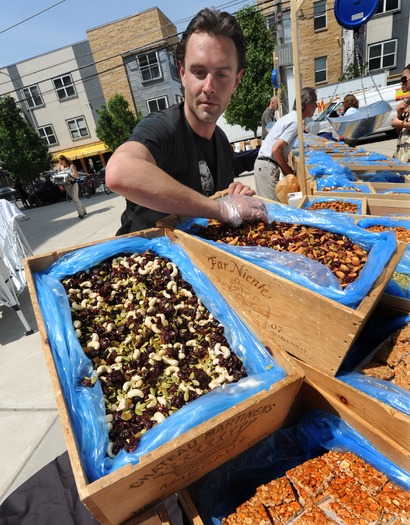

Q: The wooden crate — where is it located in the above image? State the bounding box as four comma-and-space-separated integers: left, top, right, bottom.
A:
296, 301, 410, 470
311, 180, 375, 194
23, 230, 303, 525
381, 292, 410, 313
366, 196, 410, 217
178, 380, 410, 525
372, 181, 410, 195
170, 229, 406, 376
123, 503, 171, 525
314, 189, 410, 202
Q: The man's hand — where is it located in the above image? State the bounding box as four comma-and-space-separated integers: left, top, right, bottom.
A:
218, 194, 268, 227
391, 117, 404, 131
228, 181, 256, 196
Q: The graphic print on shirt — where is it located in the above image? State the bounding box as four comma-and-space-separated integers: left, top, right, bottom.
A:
199, 160, 215, 196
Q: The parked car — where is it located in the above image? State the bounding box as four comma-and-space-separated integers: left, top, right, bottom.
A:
27, 172, 67, 206
0, 186, 18, 203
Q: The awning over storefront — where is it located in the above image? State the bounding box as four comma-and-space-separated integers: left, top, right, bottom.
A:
51, 141, 111, 161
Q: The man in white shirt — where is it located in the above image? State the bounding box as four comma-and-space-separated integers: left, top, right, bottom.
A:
254, 87, 317, 201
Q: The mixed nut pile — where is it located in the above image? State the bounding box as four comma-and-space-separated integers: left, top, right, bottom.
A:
222, 450, 410, 524
195, 220, 368, 288
365, 225, 410, 243
361, 322, 410, 392
307, 200, 359, 214
61, 250, 247, 457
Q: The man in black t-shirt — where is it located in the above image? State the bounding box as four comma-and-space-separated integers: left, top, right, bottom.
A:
106, 8, 267, 234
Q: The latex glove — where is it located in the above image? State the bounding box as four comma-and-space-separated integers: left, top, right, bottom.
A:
218, 195, 268, 227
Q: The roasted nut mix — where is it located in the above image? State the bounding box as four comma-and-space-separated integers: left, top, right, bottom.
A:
194, 220, 369, 288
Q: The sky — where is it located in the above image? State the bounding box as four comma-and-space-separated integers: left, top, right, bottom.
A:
0, 0, 251, 67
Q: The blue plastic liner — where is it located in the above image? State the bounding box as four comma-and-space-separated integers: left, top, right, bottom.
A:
358, 172, 406, 183
377, 188, 410, 194
357, 217, 410, 230
33, 236, 285, 482
178, 203, 397, 308
194, 410, 410, 525
316, 174, 372, 193
339, 312, 410, 416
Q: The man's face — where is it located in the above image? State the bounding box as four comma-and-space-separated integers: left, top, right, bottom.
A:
306, 97, 318, 118
179, 31, 243, 138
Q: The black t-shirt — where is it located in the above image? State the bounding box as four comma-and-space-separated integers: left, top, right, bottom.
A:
116, 103, 234, 234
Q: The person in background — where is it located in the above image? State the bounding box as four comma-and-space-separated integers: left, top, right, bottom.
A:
106, 8, 267, 234
391, 65, 410, 163
57, 155, 87, 219
14, 179, 30, 208
261, 95, 279, 139
254, 87, 317, 201
338, 93, 359, 147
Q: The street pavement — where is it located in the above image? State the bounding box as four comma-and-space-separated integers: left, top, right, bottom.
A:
0, 132, 399, 506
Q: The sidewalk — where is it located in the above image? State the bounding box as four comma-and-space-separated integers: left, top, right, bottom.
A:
0, 192, 128, 504
0, 133, 397, 506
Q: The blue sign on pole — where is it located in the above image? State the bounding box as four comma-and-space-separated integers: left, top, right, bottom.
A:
334, 0, 379, 30
271, 68, 279, 89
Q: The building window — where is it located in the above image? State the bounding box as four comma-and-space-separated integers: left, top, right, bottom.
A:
376, 0, 400, 14
147, 96, 168, 113
21, 85, 43, 109
313, 1, 327, 31
283, 12, 292, 44
169, 53, 179, 81
138, 51, 162, 82
53, 74, 76, 100
314, 56, 327, 83
175, 94, 184, 104
66, 116, 89, 140
38, 125, 58, 146
368, 39, 397, 70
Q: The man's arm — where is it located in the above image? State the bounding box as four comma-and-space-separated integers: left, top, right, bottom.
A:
106, 141, 265, 224
271, 139, 294, 175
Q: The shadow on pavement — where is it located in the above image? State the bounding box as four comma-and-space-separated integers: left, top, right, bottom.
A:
18, 193, 119, 253
0, 288, 38, 344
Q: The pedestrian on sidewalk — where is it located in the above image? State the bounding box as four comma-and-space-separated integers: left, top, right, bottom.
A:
57, 155, 87, 219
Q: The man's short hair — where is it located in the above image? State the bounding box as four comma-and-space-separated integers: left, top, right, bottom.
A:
176, 8, 246, 72
293, 87, 317, 111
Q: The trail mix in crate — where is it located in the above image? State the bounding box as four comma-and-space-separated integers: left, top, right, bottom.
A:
62, 249, 248, 456
34, 236, 284, 480
178, 203, 397, 308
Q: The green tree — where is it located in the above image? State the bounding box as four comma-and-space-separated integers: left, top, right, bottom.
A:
0, 95, 51, 183
96, 94, 140, 151
224, 4, 276, 137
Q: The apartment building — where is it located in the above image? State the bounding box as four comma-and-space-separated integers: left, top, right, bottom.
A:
0, 8, 182, 173
258, 0, 410, 111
